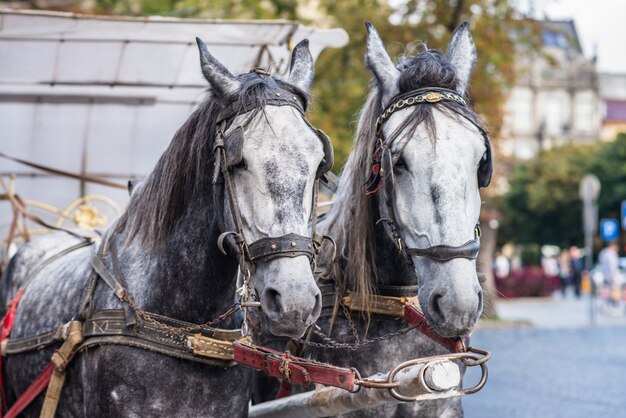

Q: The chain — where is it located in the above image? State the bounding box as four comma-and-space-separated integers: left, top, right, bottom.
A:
300, 324, 417, 351
341, 299, 361, 344
121, 292, 241, 335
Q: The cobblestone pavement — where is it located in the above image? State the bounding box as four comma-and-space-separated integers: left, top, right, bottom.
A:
463, 297, 626, 418
493, 293, 626, 329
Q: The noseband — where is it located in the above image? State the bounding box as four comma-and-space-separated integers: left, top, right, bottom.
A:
366, 87, 488, 264
212, 76, 333, 278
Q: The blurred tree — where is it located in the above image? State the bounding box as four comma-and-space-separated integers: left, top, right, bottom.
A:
311, 0, 522, 169
498, 142, 602, 247
588, 133, 626, 223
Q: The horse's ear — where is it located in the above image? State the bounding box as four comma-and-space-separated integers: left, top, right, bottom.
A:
364, 22, 400, 107
446, 22, 477, 95
288, 39, 314, 92
196, 37, 241, 97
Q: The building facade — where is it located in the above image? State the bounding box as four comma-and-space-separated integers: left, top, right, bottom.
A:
501, 20, 602, 160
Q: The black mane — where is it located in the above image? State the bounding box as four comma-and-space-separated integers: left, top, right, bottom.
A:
388, 49, 486, 143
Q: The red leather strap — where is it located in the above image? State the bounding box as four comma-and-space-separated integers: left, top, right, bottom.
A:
4, 363, 54, 418
1, 289, 26, 417
276, 380, 292, 398
1, 289, 24, 342
403, 303, 467, 353
233, 341, 356, 391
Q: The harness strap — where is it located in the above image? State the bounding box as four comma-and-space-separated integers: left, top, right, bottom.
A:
247, 233, 316, 262
3, 364, 54, 418
233, 340, 356, 392
40, 321, 83, 418
321, 282, 468, 354
342, 293, 415, 318
341, 294, 467, 353
216, 94, 306, 126
402, 304, 467, 353
90, 255, 127, 302
81, 309, 242, 367
3, 325, 64, 355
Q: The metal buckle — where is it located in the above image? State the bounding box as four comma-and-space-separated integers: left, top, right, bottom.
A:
425, 92, 443, 103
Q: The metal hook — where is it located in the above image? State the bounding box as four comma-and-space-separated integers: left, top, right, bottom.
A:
217, 231, 239, 255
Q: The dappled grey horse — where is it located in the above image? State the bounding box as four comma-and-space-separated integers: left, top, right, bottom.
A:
1, 38, 331, 417
254, 22, 492, 417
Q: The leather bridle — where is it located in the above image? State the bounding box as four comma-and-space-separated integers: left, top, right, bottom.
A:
365, 87, 491, 265
212, 76, 334, 282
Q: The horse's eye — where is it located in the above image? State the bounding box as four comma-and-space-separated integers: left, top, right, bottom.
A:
394, 157, 408, 171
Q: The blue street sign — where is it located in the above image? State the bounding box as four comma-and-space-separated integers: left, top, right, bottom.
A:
600, 219, 620, 241
622, 200, 626, 230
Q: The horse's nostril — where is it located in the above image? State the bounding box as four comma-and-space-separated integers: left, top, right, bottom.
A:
263, 288, 283, 317
476, 289, 484, 314
307, 292, 322, 325
430, 293, 444, 321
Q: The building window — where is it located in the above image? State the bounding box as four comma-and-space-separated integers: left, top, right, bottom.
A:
513, 92, 532, 132
574, 98, 592, 132
545, 96, 561, 135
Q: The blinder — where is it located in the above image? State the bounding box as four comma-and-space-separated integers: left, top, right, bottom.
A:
224, 126, 245, 168
314, 128, 334, 178
219, 104, 333, 179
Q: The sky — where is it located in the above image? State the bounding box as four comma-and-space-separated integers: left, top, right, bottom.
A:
519, 0, 626, 73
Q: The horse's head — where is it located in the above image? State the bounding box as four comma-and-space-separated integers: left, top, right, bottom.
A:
364, 23, 492, 337
197, 39, 331, 338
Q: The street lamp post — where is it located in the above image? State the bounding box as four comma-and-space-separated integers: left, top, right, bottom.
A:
579, 174, 600, 325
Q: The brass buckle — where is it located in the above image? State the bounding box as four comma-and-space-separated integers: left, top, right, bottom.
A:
424, 92, 443, 103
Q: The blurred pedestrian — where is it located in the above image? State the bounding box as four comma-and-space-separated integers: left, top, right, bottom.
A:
569, 246, 584, 298
558, 249, 571, 297
494, 250, 510, 279
598, 241, 621, 306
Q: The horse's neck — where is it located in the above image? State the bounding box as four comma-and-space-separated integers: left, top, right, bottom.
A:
112, 191, 239, 325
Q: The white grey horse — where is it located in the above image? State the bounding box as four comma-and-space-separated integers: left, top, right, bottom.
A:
254, 22, 491, 417
1, 38, 328, 417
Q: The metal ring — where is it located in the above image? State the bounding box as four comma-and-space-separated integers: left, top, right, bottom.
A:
349, 367, 363, 393
406, 97, 416, 105
457, 362, 488, 395
386, 358, 431, 402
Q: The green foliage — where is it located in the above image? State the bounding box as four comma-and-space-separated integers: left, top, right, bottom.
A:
499, 135, 626, 247
310, 0, 520, 170
92, 0, 300, 18
520, 243, 542, 266
588, 133, 626, 222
